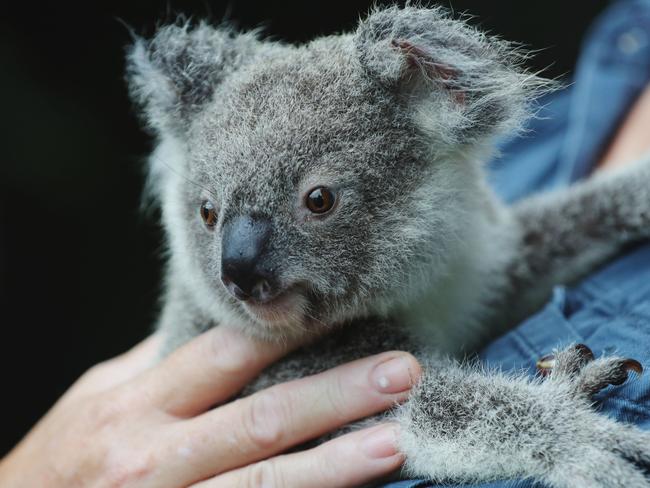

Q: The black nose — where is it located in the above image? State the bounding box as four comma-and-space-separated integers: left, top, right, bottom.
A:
221, 214, 276, 302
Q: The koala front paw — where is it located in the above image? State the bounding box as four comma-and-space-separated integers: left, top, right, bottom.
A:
537, 344, 650, 488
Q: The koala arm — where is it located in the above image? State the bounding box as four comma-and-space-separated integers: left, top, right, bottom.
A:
241, 318, 650, 487
498, 154, 650, 325
398, 344, 650, 488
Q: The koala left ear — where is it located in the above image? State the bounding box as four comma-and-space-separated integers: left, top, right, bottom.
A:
126, 21, 259, 137
354, 6, 549, 146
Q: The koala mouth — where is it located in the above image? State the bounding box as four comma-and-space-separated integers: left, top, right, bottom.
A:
242, 286, 310, 330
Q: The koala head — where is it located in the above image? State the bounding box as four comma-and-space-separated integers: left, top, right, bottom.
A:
127, 6, 545, 341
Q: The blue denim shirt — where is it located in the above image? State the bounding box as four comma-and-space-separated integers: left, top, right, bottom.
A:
387, 1, 650, 486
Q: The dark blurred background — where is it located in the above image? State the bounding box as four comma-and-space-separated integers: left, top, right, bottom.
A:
0, 0, 610, 455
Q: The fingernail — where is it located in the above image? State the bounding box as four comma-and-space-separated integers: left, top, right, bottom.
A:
360, 425, 399, 459
371, 355, 416, 394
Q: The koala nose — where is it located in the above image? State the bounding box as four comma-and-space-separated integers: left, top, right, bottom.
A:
220, 215, 276, 302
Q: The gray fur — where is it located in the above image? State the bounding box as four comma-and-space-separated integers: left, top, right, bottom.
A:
126, 5, 650, 487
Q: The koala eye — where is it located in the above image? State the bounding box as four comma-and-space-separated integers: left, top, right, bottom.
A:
200, 200, 218, 228
305, 186, 335, 214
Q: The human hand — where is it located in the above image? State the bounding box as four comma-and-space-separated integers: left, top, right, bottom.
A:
0, 326, 421, 487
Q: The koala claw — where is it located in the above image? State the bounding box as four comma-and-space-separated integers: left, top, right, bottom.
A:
624, 358, 644, 375
537, 343, 643, 396
535, 354, 556, 375
536, 343, 595, 377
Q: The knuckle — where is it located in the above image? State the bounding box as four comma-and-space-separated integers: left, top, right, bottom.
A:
82, 362, 108, 380
206, 327, 253, 375
324, 371, 350, 420
88, 390, 138, 430
243, 459, 283, 488
311, 442, 339, 483
89, 401, 123, 429
78, 360, 115, 387
102, 450, 156, 488
242, 390, 286, 450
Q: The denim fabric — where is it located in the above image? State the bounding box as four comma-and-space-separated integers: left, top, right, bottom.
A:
386, 1, 650, 486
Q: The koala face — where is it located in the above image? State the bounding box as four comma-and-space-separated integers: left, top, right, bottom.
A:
128, 6, 544, 339
179, 42, 439, 337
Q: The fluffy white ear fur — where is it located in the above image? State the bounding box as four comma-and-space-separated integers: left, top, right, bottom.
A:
354, 5, 550, 147
126, 22, 260, 136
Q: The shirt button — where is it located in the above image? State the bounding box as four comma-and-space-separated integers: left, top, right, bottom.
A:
617, 28, 648, 55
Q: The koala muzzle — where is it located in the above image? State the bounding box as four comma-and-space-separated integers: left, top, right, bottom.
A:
221, 215, 277, 302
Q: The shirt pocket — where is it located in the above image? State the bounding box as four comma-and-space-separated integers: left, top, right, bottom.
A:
481, 287, 584, 375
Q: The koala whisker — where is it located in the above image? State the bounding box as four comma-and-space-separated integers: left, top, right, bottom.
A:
302, 309, 330, 331
151, 153, 219, 201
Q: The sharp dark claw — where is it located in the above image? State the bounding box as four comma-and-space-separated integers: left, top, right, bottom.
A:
624, 359, 643, 375
536, 354, 555, 376
574, 344, 595, 362
607, 359, 642, 386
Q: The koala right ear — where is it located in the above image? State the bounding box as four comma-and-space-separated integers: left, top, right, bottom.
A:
126, 21, 259, 136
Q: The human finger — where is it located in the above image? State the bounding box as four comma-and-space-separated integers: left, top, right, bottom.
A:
163, 352, 419, 484
192, 423, 404, 488
140, 325, 295, 416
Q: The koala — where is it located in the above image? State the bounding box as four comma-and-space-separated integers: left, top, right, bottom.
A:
126, 5, 650, 488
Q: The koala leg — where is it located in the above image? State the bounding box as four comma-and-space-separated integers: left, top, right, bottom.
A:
397, 344, 650, 488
